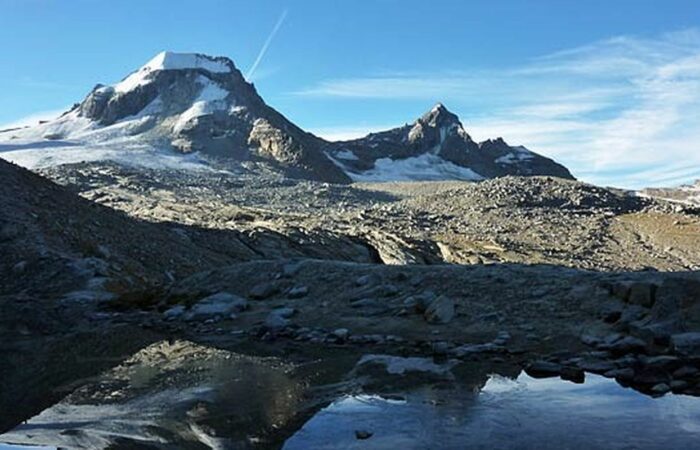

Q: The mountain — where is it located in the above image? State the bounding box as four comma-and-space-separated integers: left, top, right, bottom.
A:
641, 179, 700, 206
324, 103, 574, 181
0, 51, 572, 183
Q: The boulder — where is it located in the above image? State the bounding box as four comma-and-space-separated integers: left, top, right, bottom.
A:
287, 285, 309, 299
525, 361, 563, 378
604, 367, 635, 381
650, 278, 700, 329
671, 332, 700, 357
607, 336, 647, 355
412, 291, 437, 313
163, 305, 186, 320
272, 307, 296, 319
651, 383, 670, 395
423, 296, 455, 324
249, 282, 280, 300
264, 313, 290, 330
185, 292, 248, 321
332, 328, 349, 340
628, 283, 656, 308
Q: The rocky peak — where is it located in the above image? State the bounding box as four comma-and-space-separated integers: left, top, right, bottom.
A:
418, 103, 462, 129
76, 51, 257, 126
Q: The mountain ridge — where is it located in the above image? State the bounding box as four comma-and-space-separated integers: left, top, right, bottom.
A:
1, 51, 573, 184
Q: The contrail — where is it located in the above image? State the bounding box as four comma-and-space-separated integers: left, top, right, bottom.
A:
246, 9, 288, 81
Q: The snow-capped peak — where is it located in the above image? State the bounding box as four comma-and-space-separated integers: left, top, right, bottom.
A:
114, 51, 233, 93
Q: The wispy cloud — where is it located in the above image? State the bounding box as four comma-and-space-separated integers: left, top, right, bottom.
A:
294, 29, 700, 188
246, 9, 288, 81
0, 108, 66, 130
310, 124, 400, 141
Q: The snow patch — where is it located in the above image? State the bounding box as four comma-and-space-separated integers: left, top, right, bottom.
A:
0, 141, 221, 173
173, 76, 229, 133
358, 354, 455, 375
329, 152, 483, 182
495, 147, 535, 164
333, 149, 359, 161
115, 51, 231, 93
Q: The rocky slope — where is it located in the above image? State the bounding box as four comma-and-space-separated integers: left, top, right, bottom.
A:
38, 161, 700, 271
0, 52, 572, 184
0, 158, 383, 302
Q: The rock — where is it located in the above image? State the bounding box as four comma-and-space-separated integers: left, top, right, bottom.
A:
287, 285, 309, 299
163, 305, 185, 320
355, 275, 372, 287
349, 298, 389, 316
355, 430, 373, 440
332, 328, 349, 340
580, 334, 601, 346
629, 319, 680, 346
671, 332, 700, 357
640, 355, 679, 371
628, 283, 656, 308
651, 278, 700, 329
95, 244, 111, 259
599, 301, 624, 323
525, 361, 562, 378
12, 261, 27, 274
607, 336, 647, 355
493, 331, 511, 345
282, 261, 302, 277
651, 383, 670, 395
611, 283, 631, 301
619, 305, 648, 325
633, 366, 669, 386
577, 360, 616, 374
186, 292, 248, 321
264, 312, 290, 330
412, 291, 437, 313
423, 296, 455, 324
560, 367, 585, 383
670, 380, 689, 392
403, 296, 418, 309
272, 307, 296, 318
604, 367, 635, 381
249, 282, 279, 300
431, 341, 450, 355
673, 366, 699, 378
451, 343, 501, 357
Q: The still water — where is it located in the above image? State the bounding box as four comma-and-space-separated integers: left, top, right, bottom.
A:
284, 373, 700, 449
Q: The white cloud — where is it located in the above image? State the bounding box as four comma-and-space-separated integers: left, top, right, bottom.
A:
0, 108, 66, 130
294, 29, 700, 189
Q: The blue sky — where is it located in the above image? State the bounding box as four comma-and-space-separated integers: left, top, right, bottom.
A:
2, 0, 700, 188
